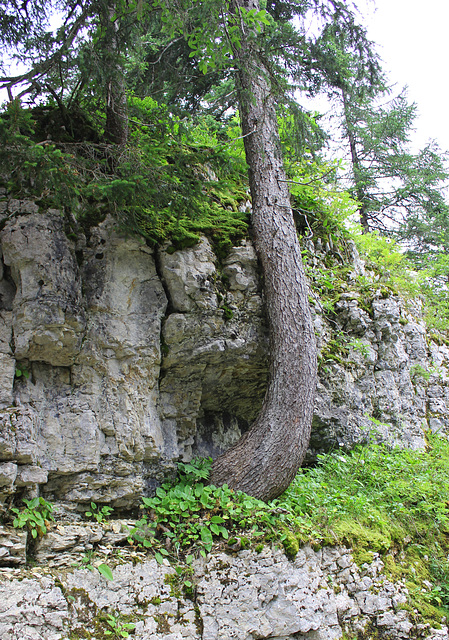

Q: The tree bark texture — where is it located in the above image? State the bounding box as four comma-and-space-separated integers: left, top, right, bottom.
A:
102, 3, 128, 146
210, 0, 317, 501
342, 90, 369, 231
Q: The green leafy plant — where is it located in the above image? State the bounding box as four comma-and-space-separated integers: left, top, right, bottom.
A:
0, 99, 250, 258
98, 563, 114, 581
14, 364, 30, 379
11, 497, 54, 538
85, 502, 114, 523
276, 434, 449, 621
347, 338, 371, 359
74, 552, 114, 581
128, 457, 279, 559
124, 437, 449, 622
103, 612, 135, 638
410, 363, 431, 384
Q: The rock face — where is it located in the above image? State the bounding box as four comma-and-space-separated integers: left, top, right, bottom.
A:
0, 203, 448, 507
0, 542, 445, 640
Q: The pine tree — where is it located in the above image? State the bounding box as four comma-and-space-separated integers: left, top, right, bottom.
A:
310, 20, 449, 233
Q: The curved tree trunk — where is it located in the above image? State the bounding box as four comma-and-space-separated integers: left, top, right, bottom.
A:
210, 0, 317, 501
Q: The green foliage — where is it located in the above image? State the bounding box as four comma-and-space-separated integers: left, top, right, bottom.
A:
409, 364, 431, 384
74, 551, 114, 581
314, 21, 448, 235
288, 156, 358, 246
128, 457, 280, 559
124, 437, 449, 622
277, 434, 449, 620
103, 612, 135, 638
14, 363, 30, 379
347, 338, 370, 359
353, 229, 449, 334
11, 497, 54, 539
85, 502, 114, 524
98, 563, 114, 582
0, 98, 249, 256
155, 0, 271, 75
0, 110, 83, 215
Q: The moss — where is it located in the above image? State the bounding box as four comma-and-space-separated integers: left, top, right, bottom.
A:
319, 339, 349, 366
160, 337, 169, 357
240, 537, 250, 550
429, 331, 449, 346
383, 554, 402, 579
68, 628, 92, 640
359, 298, 374, 318
154, 613, 172, 634
194, 604, 204, 635
164, 572, 182, 598
220, 304, 234, 320
282, 530, 300, 560
332, 519, 392, 555
352, 550, 374, 567
344, 622, 380, 639
405, 585, 445, 624
379, 544, 449, 626
66, 587, 96, 610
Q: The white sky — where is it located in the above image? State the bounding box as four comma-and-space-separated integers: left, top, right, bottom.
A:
362, 0, 449, 152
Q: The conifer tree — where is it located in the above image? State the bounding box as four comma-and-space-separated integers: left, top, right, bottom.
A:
153, 0, 383, 499
0, 0, 397, 500
310, 20, 449, 233
0, 0, 137, 144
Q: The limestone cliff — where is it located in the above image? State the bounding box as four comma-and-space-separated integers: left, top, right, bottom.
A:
0, 200, 448, 509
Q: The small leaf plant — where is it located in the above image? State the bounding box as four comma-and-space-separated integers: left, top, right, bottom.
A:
85, 502, 114, 523
11, 497, 54, 538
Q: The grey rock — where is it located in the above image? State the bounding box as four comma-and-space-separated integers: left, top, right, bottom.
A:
0, 205, 448, 508
158, 236, 218, 312
1, 211, 86, 366
34, 523, 104, 565
0, 406, 37, 464
0, 576, 68, 639
15, 465, 48, 487
0, 526, 27, 565
0, 462, 18, 487
0, 544, 442, 639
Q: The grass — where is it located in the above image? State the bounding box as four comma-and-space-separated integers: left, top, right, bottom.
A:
279, 433, 449, 623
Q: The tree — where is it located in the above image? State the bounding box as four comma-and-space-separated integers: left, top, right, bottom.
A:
0, 0, 135, 145
397, 140, 449, 263
310, 21, 449, 233
338, 90, 449, 233
208, 0, 318, 500
153, 0, 385, 500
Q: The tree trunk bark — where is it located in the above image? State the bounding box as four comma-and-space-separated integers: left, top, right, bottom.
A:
102, 2, 128, 146
210, 0, 317, 501
342, 90, 369, 231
